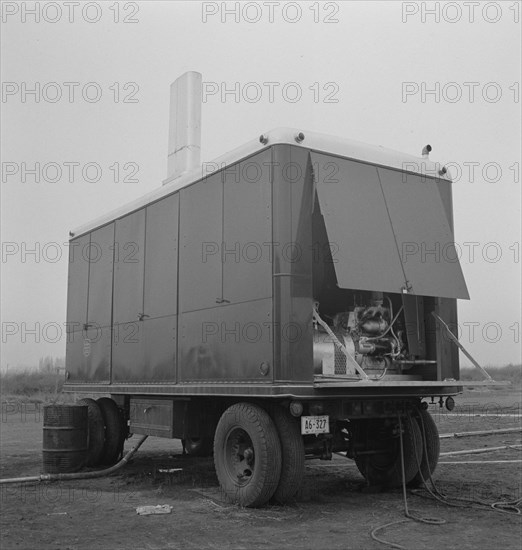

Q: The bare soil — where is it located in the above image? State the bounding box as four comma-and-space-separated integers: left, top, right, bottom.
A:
1, 389, 521, 550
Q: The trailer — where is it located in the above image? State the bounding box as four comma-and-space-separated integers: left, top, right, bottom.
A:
63, 72, 488, 507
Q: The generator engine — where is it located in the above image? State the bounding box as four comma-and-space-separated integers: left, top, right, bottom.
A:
313, 292, 406, 377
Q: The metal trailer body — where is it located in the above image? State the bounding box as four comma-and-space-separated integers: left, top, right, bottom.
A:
63, 126, 479, 504
65, 128, 466, 394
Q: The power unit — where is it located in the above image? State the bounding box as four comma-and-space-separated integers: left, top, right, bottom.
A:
63, 72, 493, 507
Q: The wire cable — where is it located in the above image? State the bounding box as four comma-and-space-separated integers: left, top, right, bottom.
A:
370, 414, 445, 549
411, 411, 522, 515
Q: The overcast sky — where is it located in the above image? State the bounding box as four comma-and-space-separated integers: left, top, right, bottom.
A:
1, 0, 521, 370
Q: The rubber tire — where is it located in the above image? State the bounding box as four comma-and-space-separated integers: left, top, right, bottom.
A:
184, 436, 214, 457
213, 402, 282, 507
76, 398, 105, 467
268, 405, 305, 504
96, 397, 124, 466
409, 409, 440, 487
354, 416, 422, 488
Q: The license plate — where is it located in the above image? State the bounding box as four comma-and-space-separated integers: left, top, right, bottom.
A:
301, 415, 330, 435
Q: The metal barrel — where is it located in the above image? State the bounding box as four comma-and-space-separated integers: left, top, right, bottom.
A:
42, 405, 88, 474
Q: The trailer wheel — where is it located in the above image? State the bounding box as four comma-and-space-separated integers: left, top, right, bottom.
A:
214, 402, 282, 507
183, 436, 214, 457
76, 398, 105, 467
97, 397, 124, 466
354, 415, 422, 487
268, 405, 305, 504
409, 409, 440, 487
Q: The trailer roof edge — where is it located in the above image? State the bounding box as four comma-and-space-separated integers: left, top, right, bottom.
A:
69, 127, 451, 239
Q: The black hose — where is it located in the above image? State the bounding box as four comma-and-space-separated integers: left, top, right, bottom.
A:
0, 435, 148, 485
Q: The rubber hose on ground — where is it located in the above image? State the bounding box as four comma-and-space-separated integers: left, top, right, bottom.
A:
0, 435, 148, 485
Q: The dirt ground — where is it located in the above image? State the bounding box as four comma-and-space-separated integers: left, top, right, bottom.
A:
1, 389, 521, 550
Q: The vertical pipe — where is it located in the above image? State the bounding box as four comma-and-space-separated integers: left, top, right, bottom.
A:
166, 71, 202, 181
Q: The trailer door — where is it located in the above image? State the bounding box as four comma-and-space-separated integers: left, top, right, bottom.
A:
112, 210, 146, 381
141, 194, 179, 381
376, 167, 469, 299
112, 210, 145, 324
311, 152, 469, 299
66, 224, 114, 382
179, 173, 223, 312
87, 224, 115, 329
66, 233, 90, 334
311, 152, 406, 295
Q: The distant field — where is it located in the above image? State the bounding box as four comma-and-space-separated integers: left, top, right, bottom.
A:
0, 369, 69, 404
460, 364, 521, 386
1, 364, 520, 404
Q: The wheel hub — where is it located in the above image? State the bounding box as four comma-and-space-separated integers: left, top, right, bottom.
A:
226, 428, 255, 485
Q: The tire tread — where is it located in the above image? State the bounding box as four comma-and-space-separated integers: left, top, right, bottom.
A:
96, 397, 124, 466
268, 405, 305, 503
214, 402, 282, 507
77, 398, 105, 467
410, 409, 440, 487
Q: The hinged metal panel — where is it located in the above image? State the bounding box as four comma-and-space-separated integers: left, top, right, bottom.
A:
87, 223, 115, 329
179, 174, 222, 312
223, 151, 272, 304
144, 194, 179, 319
129, 398, 174, 437
312, 152, 469, 299
179, 298, 273, 382
113, 210, 145, 324
111, 321, 144, 381
377, 168, 469, 299
66, 326, 111, 382
311, 152, 406, 294
142, 315, 177, 381
66, 234, 90, 333
112, 316, 177, 382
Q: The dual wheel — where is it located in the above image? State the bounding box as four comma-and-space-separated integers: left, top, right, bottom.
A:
213, 402, 305, 508
77, 397, 126, 467
183, 436, 214, 457
353, 409, 439, 488
212, 403, 439, 506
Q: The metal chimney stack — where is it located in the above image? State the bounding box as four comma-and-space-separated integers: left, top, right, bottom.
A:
165, 71, 202, 182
